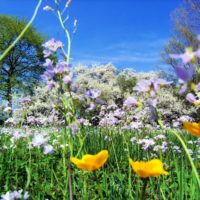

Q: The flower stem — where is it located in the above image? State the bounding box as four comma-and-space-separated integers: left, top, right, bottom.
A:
158, 119, 200, 188
68, 160, 73, 200
94, 171, 104, 200
0, 0, 42, 62
57, 10, 71, 64
140, 178, 148, 200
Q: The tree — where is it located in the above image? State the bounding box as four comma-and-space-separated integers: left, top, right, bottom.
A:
116, 69, 137, 95
0, 15, 45, 113
162, 0, 200, 82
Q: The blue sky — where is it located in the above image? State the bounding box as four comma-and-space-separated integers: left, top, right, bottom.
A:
0, 0, 181, 71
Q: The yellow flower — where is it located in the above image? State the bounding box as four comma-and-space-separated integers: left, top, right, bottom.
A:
129, 159, 169, 178
183, 121, 200, 137
70, 150, 109, 171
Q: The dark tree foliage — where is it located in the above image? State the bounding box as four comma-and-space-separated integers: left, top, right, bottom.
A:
162, 0, 200, 83
117, 75, 137, 95
0, 15, 45, 111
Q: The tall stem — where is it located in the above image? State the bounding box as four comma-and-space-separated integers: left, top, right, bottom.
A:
140, 178, 148, 200
158, 119, 200, 188
0, 0, 42, 63
56, 3, 73, 200
57, 10, 71, 65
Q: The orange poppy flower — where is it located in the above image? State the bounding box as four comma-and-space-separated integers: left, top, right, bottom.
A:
183, 121, 200, 136
129, 158, 169, 178
70, 150, 109, 171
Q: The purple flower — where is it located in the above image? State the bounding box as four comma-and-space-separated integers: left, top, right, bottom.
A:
99, 110, 105, 117
36, 117, 47, 125
137, 138, 155, 150
77, 118, 88, 126
47, 80, 56, 90
23, 192, 29, 200
42, 38, 63, 52
178, 83, 188, 95
148, 98, 158, 108
69, 125, 77, 135
107, 103, 118, 110
170, 50, 194, 64
41, 70, 54, 81
113, 109, 125, 118
43, 59, 53, 67
95, 98, 106, 105
1, 190, 29, 200
186, 93, 198, 105
43, 144, 54, 155
12, 131, 23, 140
173, 121, 180, 128
99, 115, 119, 126
124, 97, 138, 107
133, 78, 172, 96
196, 83, 200, 91
133, 79, 150, 93
87, 103, 95, 111
174, 66, 195, 82
179, 115, 193, 122
21, 96, 31, 105
194, 49, 200, 58
43, 49, 52, 58
130, 121, 142, 130
72, 85, 79, 93
62, 75, 72, 84
86, 89, 101, 99
154, 134, 166, 140
32, 133, 49, 147
55, 61, 71, 74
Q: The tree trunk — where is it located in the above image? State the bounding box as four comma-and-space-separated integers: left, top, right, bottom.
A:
7, 77, 12, 117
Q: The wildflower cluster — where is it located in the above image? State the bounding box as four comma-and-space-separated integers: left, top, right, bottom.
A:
42, 44, 74, 92
1, 190, 29, 200
170, 36, 200, 108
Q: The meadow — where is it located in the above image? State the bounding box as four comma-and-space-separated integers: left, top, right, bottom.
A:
0, 0, 200, 199
0, 126, 199, 199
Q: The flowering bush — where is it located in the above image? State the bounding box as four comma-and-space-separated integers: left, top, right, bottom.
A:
0, 0, 200, 199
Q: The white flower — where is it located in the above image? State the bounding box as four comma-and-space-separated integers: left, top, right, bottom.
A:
23, 192, 29, 199
154, 134, 166, 140
137, 138, 155, 150
43, 144, 54, 155
1, 190, 29, 200
130, 137, 136, 143
12, 131, 23, 140
1, 191, 14, 200
32, 133, 48, 147
12, 190, 22, 199
3, 107, 12, 113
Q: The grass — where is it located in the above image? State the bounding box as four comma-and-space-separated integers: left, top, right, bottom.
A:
0, 126, 199, 199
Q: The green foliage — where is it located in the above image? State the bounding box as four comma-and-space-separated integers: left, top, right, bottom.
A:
0, 15, 45, 108
0, 127, 199, 199
117, 70, 137, 95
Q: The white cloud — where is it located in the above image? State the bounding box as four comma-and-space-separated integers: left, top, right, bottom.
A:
72, 36, 168, 67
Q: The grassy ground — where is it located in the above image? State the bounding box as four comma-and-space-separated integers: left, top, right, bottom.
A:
0, 126, 199, 199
